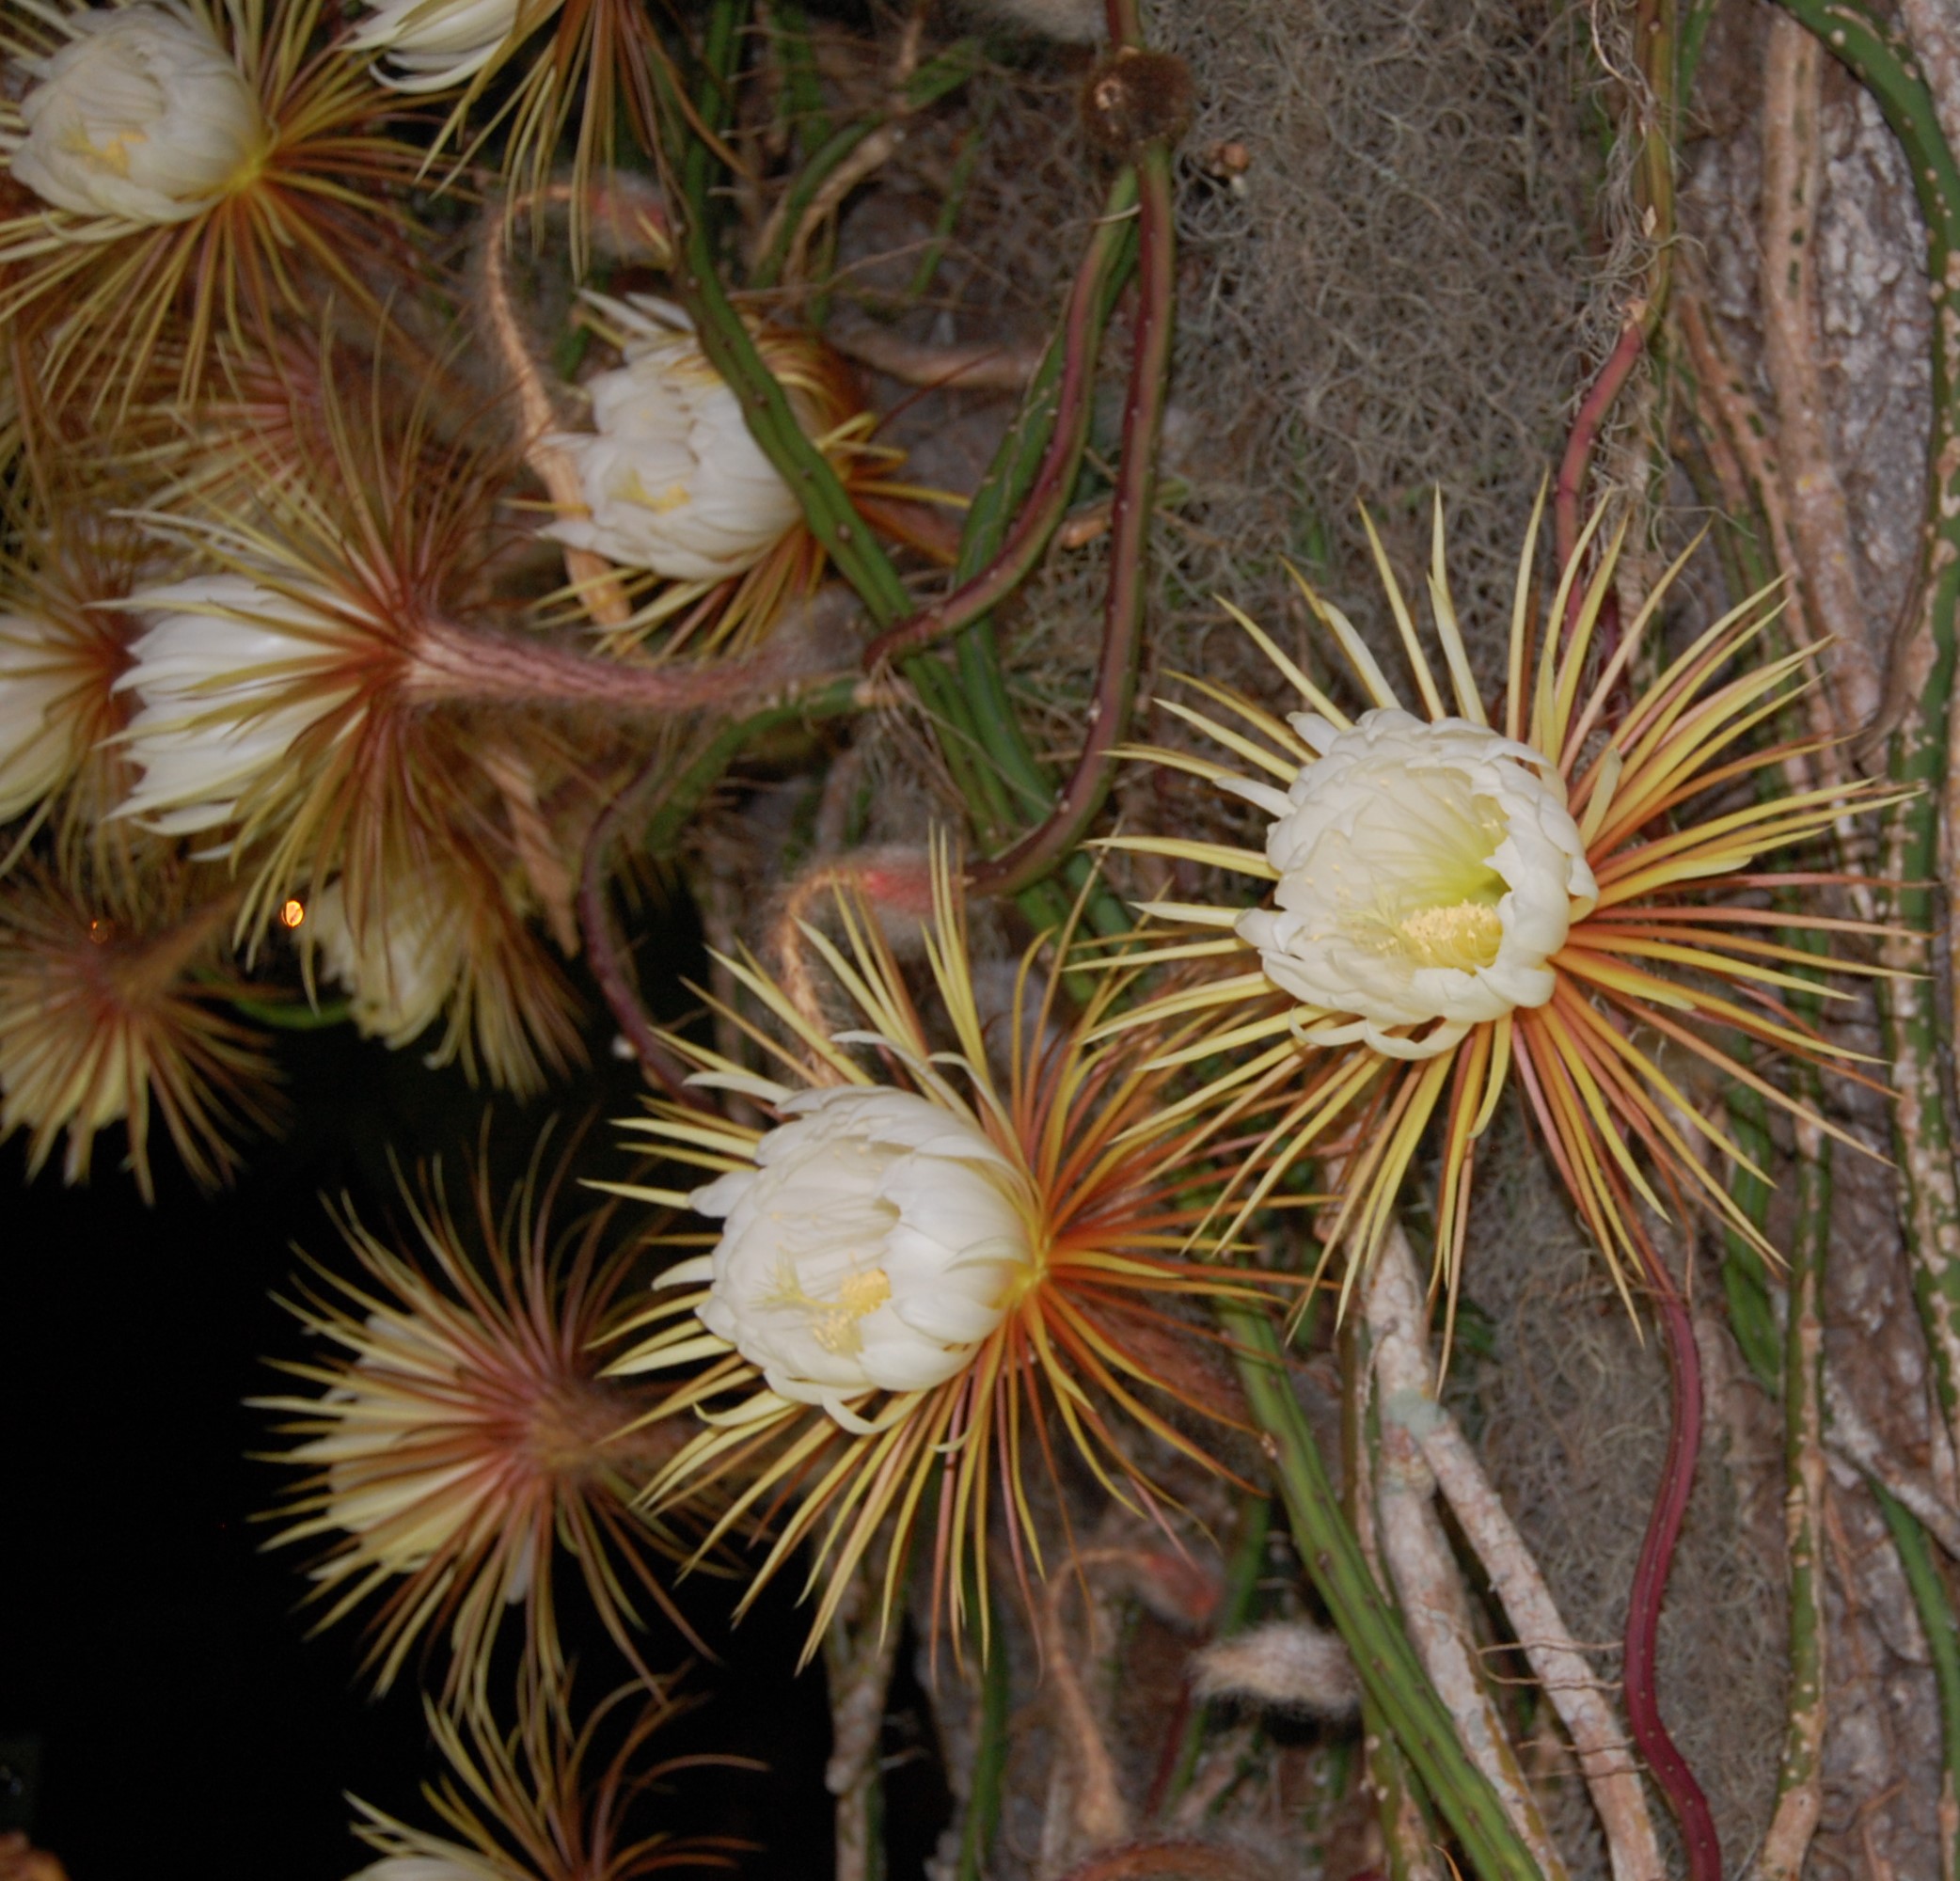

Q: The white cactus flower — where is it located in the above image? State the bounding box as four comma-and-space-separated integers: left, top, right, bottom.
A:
115, 575, 359, 836
544, 296, 802, 582
345, 0, 537, 94
7, 5, 268, 225
308, 876, 462, 1052
687, 1085, 1039, 1426
349, 1856, 493, 1881
1233, 707, 1597, 1060
0, 614, 82, 824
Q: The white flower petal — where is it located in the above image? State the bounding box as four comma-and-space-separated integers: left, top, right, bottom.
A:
9, 5, 265, 224
541, 297, 800, 580
1238, 708, 1593, 1056
113, 575, 357, 836
694, 1086, 1036, 1420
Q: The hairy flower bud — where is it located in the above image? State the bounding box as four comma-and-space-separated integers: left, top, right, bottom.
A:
1233, 708, 1596, 1058
8, 5, 267, 224
544, 297, 803, 582
688, 1085, 1038, 1423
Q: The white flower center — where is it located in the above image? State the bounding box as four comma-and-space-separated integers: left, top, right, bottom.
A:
1235, 708, 1598, 1059
689, 1085, 1038, 1423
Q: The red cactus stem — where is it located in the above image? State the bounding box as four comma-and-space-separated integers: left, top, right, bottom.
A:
967, 132, 1173, 901
403, 614, 829, 714
1624, 1240, 1723, 1881
1553, 313, 1647, 595
861, 182, 1135, 672
577, 759, 711, 1107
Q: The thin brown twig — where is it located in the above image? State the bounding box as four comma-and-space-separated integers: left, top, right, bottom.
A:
576, 756, 707, 1105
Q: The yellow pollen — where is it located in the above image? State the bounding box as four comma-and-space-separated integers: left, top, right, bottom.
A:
624, 472, 694, 516
71, 125, 146, 176
1396, 900, 1504, 972
761, 1261, 893, 1357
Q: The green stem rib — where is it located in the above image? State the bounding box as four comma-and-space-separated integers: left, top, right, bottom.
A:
1875, 1487, 1960, 1877
1221, 1302, 1547, 1881
1758, 941, 1832, 1877
751, 41, 981, 292
955, 1576, 1012, 1881
1774, 0, 1960, 1483
655, 8, 1056, 916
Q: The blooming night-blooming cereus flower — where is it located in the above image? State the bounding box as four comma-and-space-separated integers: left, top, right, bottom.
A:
309, 874, 462, 1052
115, 574, 361, 838
1239, 708, 1597, 1058
603, 845, 1299, 1657
348, 0, 539, 94
346, 1677, 729, 1881
692, 1086, 1037, 1422
545, 297, 804, 583
0, 0, 424, 411
543, 294, 912, 656
258, 1152, 703, 1710
6, 4, 267, 223
1104, 496, 1900, 1313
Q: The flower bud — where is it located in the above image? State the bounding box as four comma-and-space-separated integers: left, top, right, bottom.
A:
8, 5, 267, 225
544, 296, 803, 583
1234, 707, 1597, 1057
688, 1086, 1038, 1422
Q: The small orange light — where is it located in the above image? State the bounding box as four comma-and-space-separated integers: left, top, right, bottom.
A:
279, 898, 306, 930
87, 917, 114, 945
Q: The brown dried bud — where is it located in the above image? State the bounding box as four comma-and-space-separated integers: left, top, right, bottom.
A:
1080, 48, 1195, 155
